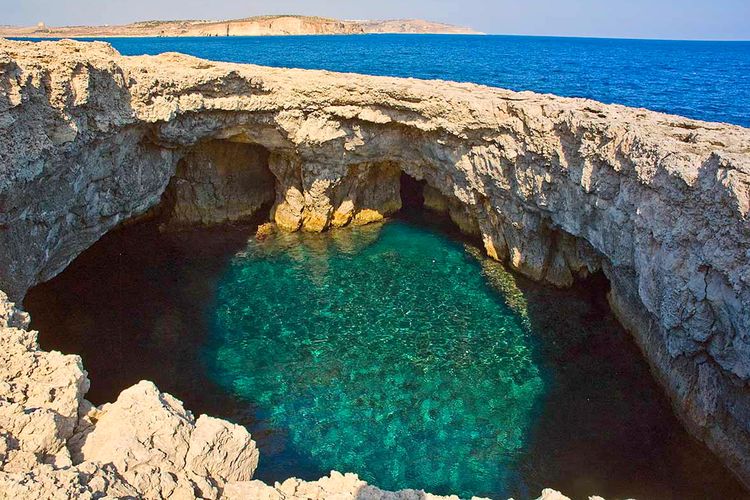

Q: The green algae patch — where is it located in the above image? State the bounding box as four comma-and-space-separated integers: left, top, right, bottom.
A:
206, 220, 544, 497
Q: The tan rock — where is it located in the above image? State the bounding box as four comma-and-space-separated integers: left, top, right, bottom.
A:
0, 462, 138, 500
77, 381, 193, 472
255, 222, 275, 240
0, 293, 87, 471
186, 415, 259, 484
536, 489, 571, 500
223, 471, 492, 500
74, 380, 258, 493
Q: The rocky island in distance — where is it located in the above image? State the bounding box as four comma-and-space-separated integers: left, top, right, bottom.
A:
0, 14, 482, 38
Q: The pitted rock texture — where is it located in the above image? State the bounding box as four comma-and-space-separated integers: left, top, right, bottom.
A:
222, 471, 490, 500
0, 37, 749, 495
0, 291, 262, 499
0, 291, 86, 472
71, 380, 259, 498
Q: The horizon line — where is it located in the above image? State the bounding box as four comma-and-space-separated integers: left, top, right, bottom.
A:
6, 32, 749, 43
3, 14, 748, 43
484, 32, 750, 43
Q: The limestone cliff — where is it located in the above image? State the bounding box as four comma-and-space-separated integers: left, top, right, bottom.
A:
0, 38, 749, 497
0, 15, 481, 38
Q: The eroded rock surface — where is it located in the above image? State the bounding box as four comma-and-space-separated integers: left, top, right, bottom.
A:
0, 38, 749, 496
0, 290, 262, 499
222, 471, 491, 500
159, 140, 275, 227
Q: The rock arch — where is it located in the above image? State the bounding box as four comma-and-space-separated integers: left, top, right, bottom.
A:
1, 39, 749, 492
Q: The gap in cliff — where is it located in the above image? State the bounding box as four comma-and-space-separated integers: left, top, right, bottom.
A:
399, 172, 426, 209
22, 202, 746, 498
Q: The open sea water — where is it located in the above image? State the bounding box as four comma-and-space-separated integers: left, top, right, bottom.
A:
22, 33, 750, 127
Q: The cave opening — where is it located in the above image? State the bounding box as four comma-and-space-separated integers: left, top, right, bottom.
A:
154, 139, 277, 228
20, 152, 748, 500
399, 171, 426, 210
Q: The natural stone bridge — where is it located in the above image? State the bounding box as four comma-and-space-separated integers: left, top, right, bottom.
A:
0, 39, 749, 498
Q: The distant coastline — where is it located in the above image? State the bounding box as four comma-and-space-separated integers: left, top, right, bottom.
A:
0, 15, 482, 38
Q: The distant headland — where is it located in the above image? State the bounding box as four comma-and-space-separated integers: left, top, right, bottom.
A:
0, 15, 482, 38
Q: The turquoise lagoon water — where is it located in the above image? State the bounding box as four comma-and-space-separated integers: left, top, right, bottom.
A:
207, 220, 541, 497
19, 34, 750, 127
26, 214, 748, 499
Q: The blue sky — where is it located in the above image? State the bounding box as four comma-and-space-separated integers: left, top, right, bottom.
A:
3, 0, 749, 40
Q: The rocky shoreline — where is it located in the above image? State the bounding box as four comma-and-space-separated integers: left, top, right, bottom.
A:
0, 38, 749, 498
0, 15, 481, 39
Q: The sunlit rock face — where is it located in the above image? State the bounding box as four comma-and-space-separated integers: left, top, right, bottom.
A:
268, 156, 403, 232
0, 37, 749, 495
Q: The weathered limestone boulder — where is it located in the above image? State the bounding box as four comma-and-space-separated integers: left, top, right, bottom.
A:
71, 380, 259, 498
0, 38, 749, 496
0, 291, 87, 471
0, 462, 138, 499
223, 471, 490, 500
223, 473, 569, 500
535, 490, 571, 500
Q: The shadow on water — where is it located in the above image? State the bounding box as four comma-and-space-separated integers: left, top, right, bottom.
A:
507, 273, 746, 499
24, 219, 264, 428
24, 211, 747, 500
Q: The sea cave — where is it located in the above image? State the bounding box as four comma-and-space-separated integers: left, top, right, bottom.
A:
2, 39, 749, 500
22, 167, 747, 499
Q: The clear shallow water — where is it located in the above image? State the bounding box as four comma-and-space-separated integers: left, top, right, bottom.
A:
207, 220, 542, 497
13, 32, 750, 498
25, 214, 748, 499
20, 34, 750, 127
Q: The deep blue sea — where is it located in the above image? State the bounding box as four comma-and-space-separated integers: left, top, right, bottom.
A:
23, 34, 750, 127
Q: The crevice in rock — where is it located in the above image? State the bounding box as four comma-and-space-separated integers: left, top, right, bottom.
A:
399, 172, 426, 209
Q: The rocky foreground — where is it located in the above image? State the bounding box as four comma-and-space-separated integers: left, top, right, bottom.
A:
0, 15, 480, 38
0, 38, 749, 498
